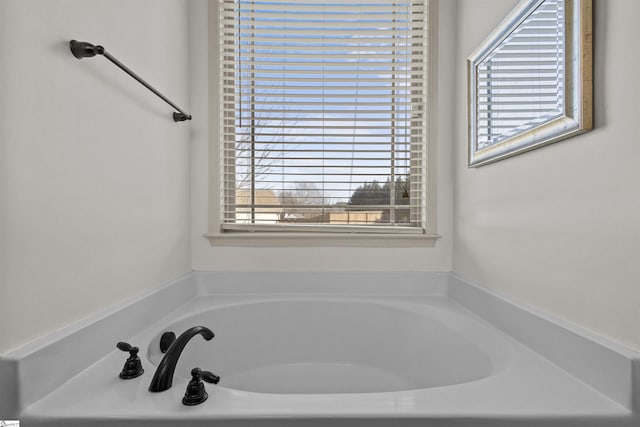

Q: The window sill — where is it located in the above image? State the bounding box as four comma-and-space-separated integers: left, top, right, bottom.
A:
203, 232, 441, 248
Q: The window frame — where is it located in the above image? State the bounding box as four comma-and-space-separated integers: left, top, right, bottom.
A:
206, 0, 441, 246
467, 0, 593, 167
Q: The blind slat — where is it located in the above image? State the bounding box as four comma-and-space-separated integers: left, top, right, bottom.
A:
223, 52, 425, 60
223, 28, 425, 36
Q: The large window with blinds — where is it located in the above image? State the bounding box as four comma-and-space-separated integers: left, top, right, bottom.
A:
220, 0, 428, 234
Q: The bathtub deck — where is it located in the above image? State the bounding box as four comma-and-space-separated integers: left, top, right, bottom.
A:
20, 294, 636, 427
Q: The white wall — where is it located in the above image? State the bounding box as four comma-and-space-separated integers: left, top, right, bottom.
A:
0, 0, 192, 354
189, 0, 455, 272
453, 0, 640, 351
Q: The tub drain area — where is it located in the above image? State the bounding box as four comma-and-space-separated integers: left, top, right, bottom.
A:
223, 362, 415, 394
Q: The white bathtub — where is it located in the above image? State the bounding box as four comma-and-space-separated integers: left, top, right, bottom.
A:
13, 272, 639, 426
147, 298, 506, 395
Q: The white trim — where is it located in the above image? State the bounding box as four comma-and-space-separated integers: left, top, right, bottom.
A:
221, 223, 425, 234
204, 232, 441, 247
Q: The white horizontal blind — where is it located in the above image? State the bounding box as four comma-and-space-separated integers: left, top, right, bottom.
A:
476, 0, 565, 150
220, 0, 427, 233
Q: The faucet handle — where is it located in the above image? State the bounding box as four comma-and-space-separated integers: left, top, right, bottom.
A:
117, 341, 136, 354
116, 341, 144, 379
182, 367, 220, 406
200, 369, 221, 384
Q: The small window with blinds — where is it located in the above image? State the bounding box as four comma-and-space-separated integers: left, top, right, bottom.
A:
468, 0, 592, 167
220, 0, 428, 234
476, 0, 565, 150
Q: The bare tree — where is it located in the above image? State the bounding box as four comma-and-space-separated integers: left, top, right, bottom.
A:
234, 120, 280, 189
279, 183, 327, 219
234, 113, 303, 189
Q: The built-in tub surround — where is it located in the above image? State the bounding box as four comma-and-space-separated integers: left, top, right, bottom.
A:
1, 272, 637, 426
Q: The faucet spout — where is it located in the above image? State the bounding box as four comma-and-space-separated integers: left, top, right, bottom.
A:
149, 326, 214, 392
